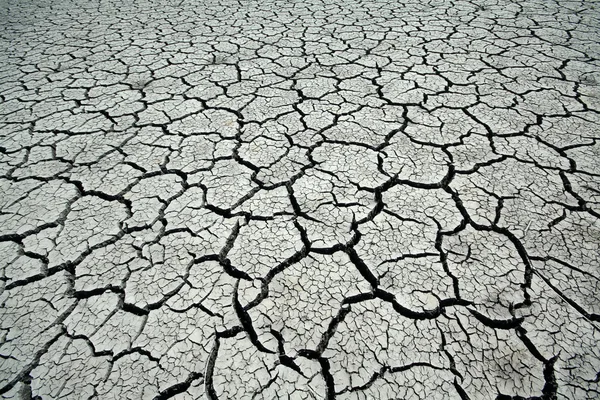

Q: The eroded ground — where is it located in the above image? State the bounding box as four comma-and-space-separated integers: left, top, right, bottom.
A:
1, 0, 600, 399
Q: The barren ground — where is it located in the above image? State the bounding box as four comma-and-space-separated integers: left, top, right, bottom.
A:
1, 0, 600, 399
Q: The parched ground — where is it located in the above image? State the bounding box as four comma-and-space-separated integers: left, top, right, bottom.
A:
1, 0, 599, 398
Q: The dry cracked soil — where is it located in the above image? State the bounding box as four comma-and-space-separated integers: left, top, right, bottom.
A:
1, 0, 600, 399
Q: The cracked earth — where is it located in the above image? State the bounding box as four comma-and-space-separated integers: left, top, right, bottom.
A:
1, 0, 600, 399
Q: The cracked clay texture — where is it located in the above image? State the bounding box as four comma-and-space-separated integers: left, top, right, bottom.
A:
1, 0, 600, 399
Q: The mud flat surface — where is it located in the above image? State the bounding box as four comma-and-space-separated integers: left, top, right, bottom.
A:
1, 0, 599, 398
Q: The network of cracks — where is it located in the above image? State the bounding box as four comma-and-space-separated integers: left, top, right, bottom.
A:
1, 0, 600, 399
